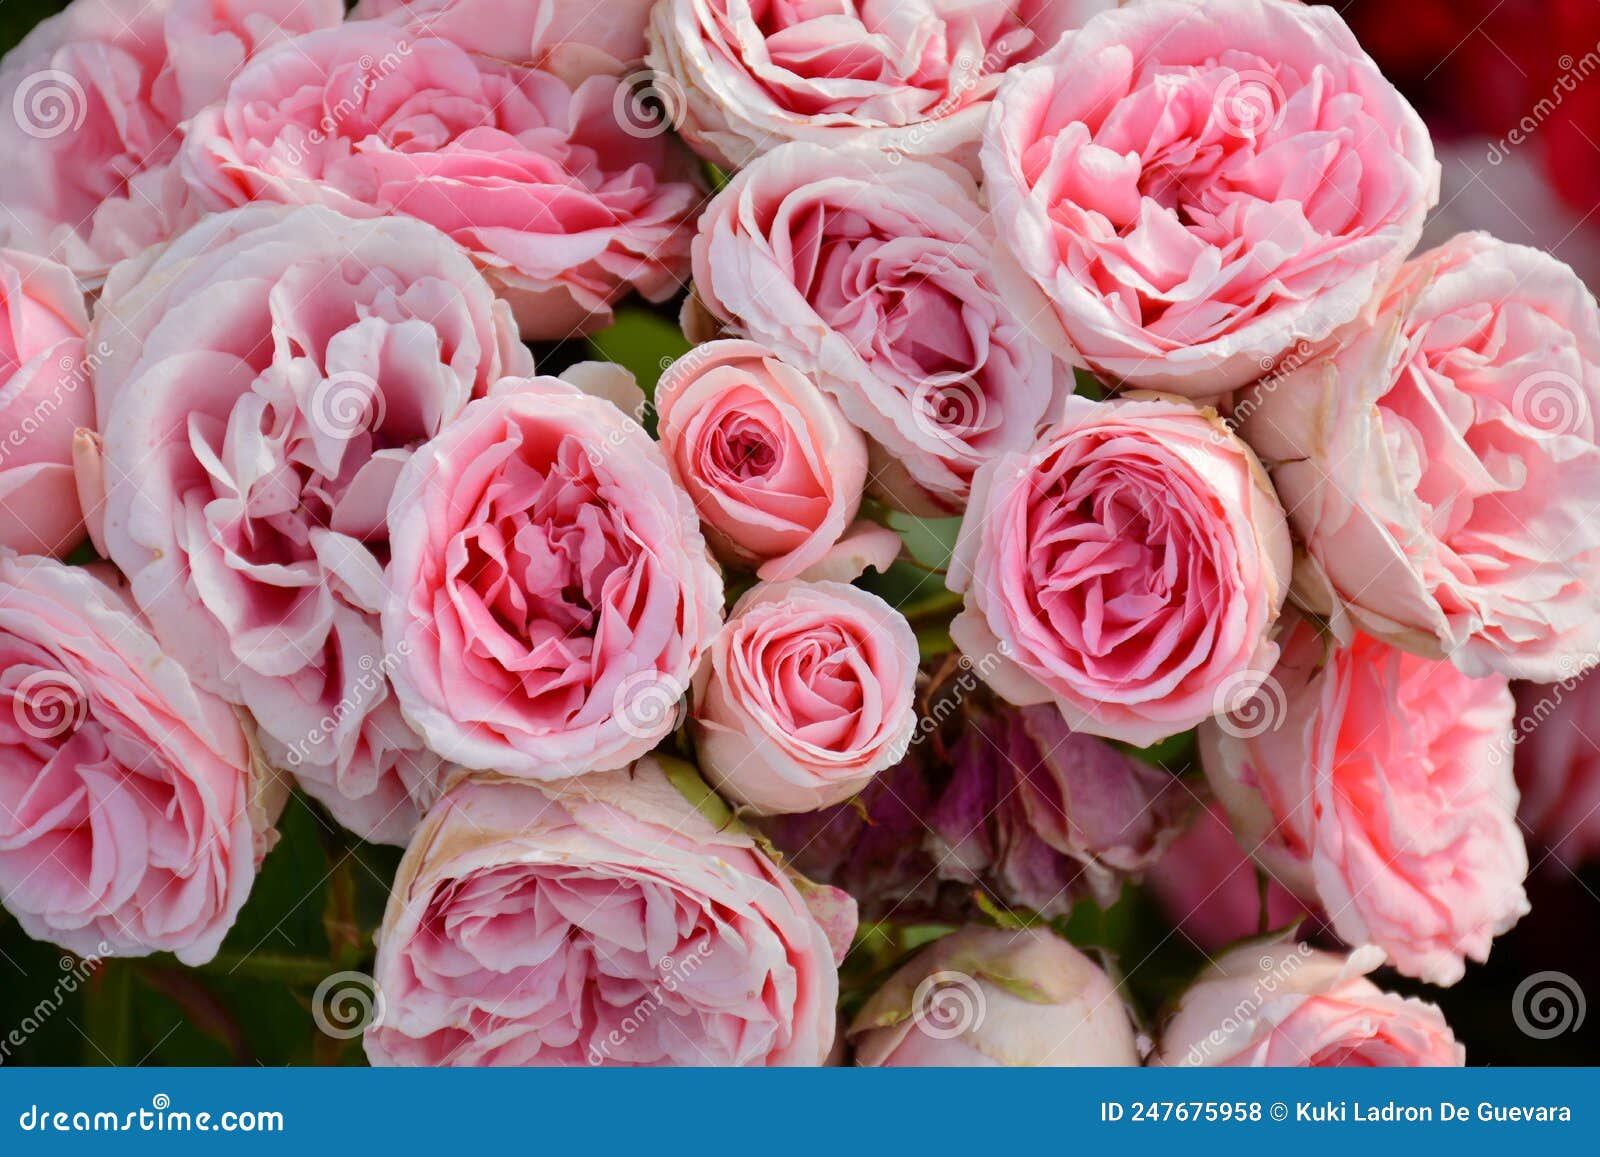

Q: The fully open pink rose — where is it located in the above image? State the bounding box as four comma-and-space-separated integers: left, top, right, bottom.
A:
366, 762, 842, 1066
951, 393, 1291, 746
1239, 232, 1600, 682
180, 21, 704, 340
0, 555, 278, 964
1155, 939, 1465, 1067
1201, 616, 1528, 985
383, 376, 723, 780
0, 0, 341, 283
81, 205, 529, 846
693, 580, 917, 815
982, 0, 1438, 395
647, 0, 1115, 171
1, 250, 92, 557
656, 340, 899, 581
693, 143, 1057, 513
1513, 669, 1600, 871
849, 926, 1139, 1066
353, 0, 654, 83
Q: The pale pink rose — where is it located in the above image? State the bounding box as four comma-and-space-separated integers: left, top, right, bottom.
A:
1155, 938, 1465, 1067
692, 143, 1057, 513
950, 393, 1291, 746
1, 250, 92, 557
849, 926, 1140, 1066
180, 21, 704, 340
655, 340, 899, 581
1514, 669, 1600, 872
353, 0, 655, 83
383, 376, 724, 780
0, 0, 341, 283
982, 0, 1439, 396
1200, 615, 1529, 986
365, 762, 843, 1066
1145, 801, 1313, 953
0, 555, 279, 964
692, 580, 917, 815
647, 0, 1116, 171
1239, 232, 1600, 682
79, 205, 529, 846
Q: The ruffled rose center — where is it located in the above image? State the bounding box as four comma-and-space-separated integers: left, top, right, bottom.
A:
738, 617, 877, 752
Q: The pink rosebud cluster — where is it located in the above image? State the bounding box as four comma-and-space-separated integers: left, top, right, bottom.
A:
0, 0, 1589, 1071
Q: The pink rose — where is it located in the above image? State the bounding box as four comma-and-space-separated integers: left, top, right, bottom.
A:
848, 926, 1139, 1066
383, 376, 724, 780
365, 762, 843, 1066
180, 21, 704, 340
353, 0, 655, 83
0, 555, 278, 964
951, 393, 1291, 746
1200, 615, 1529, 985
692, 580, 918, 815
80, 205, 530, 846
1145, 801, 1314, 953
1, 250, 92, 557
0, 0, 341, 282
1239, 232, 1600, 681
982, 0, 1439, 395
655, 340, 899, 581
692, 142, 1057, 513
1513, 669, 1600, 871
646, 0, 1116, 171
764, 701, 1188, 921
1154, 939, 1465, 1066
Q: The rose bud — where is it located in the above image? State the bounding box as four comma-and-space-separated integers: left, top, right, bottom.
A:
82, 204, 529, 846
1513, 668, 1600, 871
655, 340, 900, 582
764, 702, 1188, 920
0, 0, 341, 283
982, 0, 1438, 396
1201, 614, 1529, 986
0, 554, 279, 964
1239, 232, 1600, 682
353, 0, 654, 82
692, 580, 918, 815
692, 142, 1057, 514
1, 250, 92, 557
180, 20, 704, 339
383, 376, 723, 781
849, 926, 1140, 1067
646, 0, 1115, 171
365, 760, 844, 1066
951, 393, 1291, 747
1154, 938, 1465, 1067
